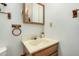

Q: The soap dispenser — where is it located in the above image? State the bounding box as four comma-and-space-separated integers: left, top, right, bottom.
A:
41, 32, 45, 38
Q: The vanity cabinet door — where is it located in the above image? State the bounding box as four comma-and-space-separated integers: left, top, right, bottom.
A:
50, 52, 58, 56
32, 44, 58, 56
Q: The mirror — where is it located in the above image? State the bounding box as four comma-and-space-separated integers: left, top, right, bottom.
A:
23, 3, 45, 25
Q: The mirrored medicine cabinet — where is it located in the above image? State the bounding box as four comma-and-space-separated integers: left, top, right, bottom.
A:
22, 3, 45, 25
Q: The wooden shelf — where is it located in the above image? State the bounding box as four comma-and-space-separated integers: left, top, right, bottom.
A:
0, 12, 11, 19
0, 12, 9, 14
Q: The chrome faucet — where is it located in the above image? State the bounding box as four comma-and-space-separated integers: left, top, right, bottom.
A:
33, 37, 37, 40
31, 35, 37, 40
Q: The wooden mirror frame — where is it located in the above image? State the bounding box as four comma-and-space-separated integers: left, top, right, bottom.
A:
22, 3, 45, 25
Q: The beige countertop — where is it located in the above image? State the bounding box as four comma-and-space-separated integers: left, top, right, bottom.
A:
22, 38, 59, 54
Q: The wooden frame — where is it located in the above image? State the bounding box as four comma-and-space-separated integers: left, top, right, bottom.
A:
22, 3, 45, 25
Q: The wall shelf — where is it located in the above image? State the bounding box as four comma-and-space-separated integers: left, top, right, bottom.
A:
0, 12, 11, 19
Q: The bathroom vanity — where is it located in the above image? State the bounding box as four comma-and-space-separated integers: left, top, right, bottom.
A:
22, 38, 59, 56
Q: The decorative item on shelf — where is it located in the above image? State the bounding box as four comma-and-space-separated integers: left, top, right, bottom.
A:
12, 24, 22, 36
0, 3, 7, 6
72, 9, 77, 18
72, 9, 79, 18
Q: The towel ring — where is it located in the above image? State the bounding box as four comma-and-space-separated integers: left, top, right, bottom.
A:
12, 28, 21, 36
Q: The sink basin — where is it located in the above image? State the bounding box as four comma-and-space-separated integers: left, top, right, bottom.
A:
22, 38, 59, 54
26, 39, 50, 46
